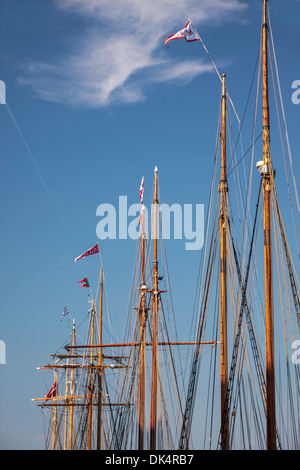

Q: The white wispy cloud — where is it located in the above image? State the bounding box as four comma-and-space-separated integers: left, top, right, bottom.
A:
18, 0, 248, 107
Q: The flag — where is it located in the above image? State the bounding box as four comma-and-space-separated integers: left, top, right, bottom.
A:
139, 177, 144, 225
78, 277, 90, 288
75, 243, 99, 262
45, 381, 57, 399
60, 306, 69, 321
164, 20, 199, 47
140, 177, 144, 205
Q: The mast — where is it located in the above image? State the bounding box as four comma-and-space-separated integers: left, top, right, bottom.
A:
150, 166, 159, 450
262, 0, 276, 450
138, 203, 147, 450
64, 356, 70, 449
219, 73, 229, 450
51, 369, 57, 450
87, 297, 96, 450
68, 320, 76, 449
97, 268, 103, 450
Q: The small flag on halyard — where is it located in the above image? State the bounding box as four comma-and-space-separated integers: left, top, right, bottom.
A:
139, 176, 144, 225
61, 306, 69, 321
164, 20, 199, 47
140, 177, 144, 205
78, 277, 90, 288
75, 243, 99, 262
45, 381, 57, 399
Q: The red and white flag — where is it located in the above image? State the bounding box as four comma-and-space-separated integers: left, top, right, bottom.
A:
78, 276, 90, 288
75, 243, 99, 262
139, 177, 144, 226
45, 381, 57, 399
165, 20, 199, 47
140, 177, 144, 206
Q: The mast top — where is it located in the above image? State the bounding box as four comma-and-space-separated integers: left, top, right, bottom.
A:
263, 0, 268, 24
222, 74, 226, 97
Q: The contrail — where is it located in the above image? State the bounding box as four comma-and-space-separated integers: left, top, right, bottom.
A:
4, 103, 56, 206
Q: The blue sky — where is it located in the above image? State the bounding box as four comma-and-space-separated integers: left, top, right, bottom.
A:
0, 0, 299, 449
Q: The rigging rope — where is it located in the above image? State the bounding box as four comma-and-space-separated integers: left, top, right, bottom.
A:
268, 9, 300, 221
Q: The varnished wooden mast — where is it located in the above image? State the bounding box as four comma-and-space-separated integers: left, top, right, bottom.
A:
51, 369, 57, 450
68, 320, 76, 449
262, 0, 276, 450
97, 268, 103, 450
138, 203, 146, 450
150, 166, 159, 450
87, 297, 96, 450
64, 356, 69, 449
220, 73, 229, 450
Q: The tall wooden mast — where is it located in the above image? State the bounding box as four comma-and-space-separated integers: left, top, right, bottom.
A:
138, 203, 147, 450
97, 268, 103, 450
150, 166, 159, 450
68, 319, 76, 449
51, 369, 57, 450
87, 297, 96, 450
262, 0, 276, 450
220, 73, 229, 450
64, 356, 70, 449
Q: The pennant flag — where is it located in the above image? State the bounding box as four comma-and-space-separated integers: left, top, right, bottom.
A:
164, 20, 199, 47
60, 306, 69, 321
75, 243, 99, 262
45, 381, 57, 399
139, 177, 144, 225
78, 277, 90, 288
140, 176, 144, 205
